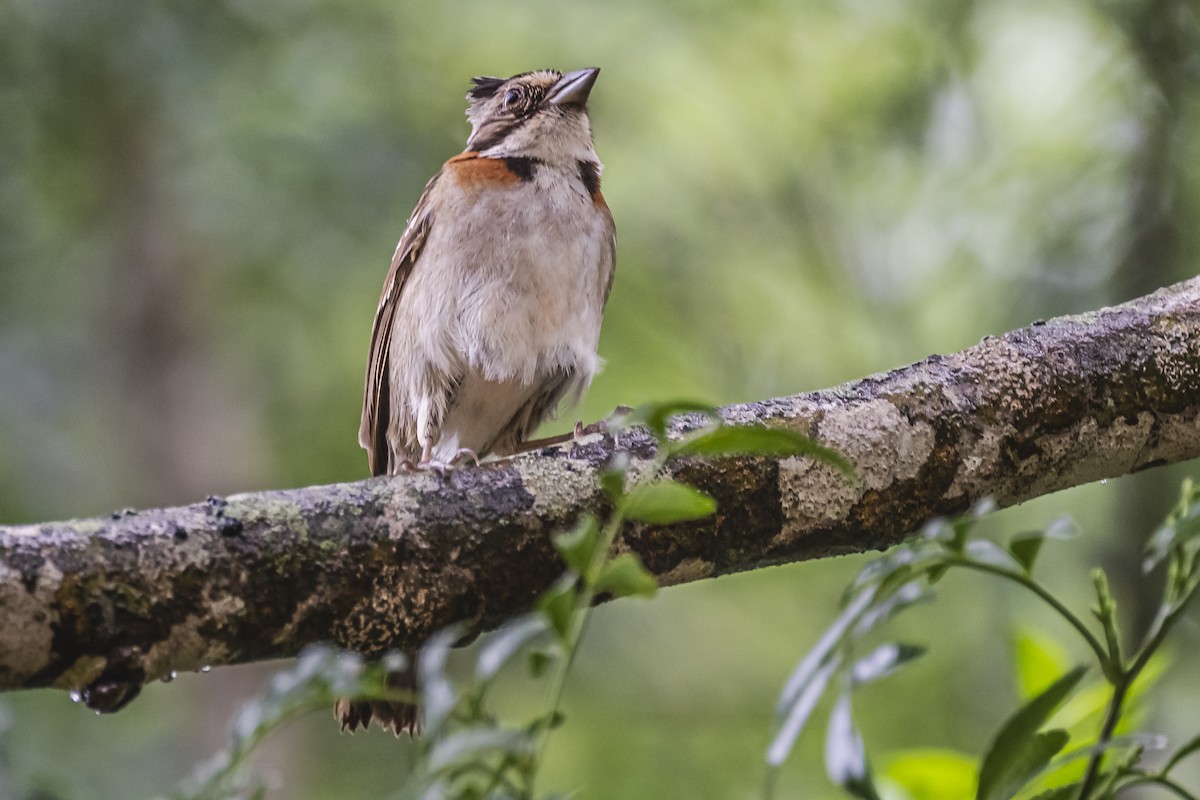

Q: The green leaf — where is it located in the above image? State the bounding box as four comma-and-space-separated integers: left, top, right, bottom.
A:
1045, 733, 1165, 768
1007, 516, 1076, 580
1006, 517, 1077, 574
950, 518, 972, 552
1008, 531, 1045, 574
881, 749, 978, 800
971, 497, 998, 518
594, 552, 658, 598
852, 582, 928, 638
420, 627, 464, 736
1143, 523, 1177, 573
825, 692, 880, 800
675, 424, 854, 474
1050, 681, 1111, 734
427, 728, 534, 774
1120, 650, 1171, 733
536, 575, 578, 643
619, 400, 717, 438
599, 467, 626, 502
528, 647, 554, 679
964, 539, 1023, 571
847, 543, 949, 596
475, 616, 548, 683
778, 586, 877, 716
767, 655, 841, 768
526, 710, 565, 736
984, 731, 1070, 800
849, 642, 925, 686
1013, 626, 1072, 702
623, 480, 717, 524
1029, 733, 1163, 796
1144, 478, 1200, 572
1043, 516, 1080, 541
1025, 783, 1082, 800
976, 667, 1086, 800
927, 562, 951, 585
937, 516, 973, 554
552, 516, 601, 578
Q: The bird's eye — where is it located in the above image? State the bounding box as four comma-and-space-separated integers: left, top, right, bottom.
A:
502, 88, 523, 109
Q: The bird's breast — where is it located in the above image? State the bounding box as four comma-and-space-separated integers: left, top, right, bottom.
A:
411, 156, 613, 385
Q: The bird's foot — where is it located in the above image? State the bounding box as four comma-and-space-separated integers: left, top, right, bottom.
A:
573, 418, 606, 438
397, 448, 479, 474
506, 406, 634, 456
581, 406, 634, 437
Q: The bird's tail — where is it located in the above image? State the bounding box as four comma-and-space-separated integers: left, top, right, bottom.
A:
334, 660, 420, 736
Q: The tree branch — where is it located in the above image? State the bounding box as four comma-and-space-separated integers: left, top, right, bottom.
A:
3, 278, 1200, 710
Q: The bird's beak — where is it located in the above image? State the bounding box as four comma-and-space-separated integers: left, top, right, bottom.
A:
548, 67, 600, 107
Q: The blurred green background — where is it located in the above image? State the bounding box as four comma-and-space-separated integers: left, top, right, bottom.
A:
2, 0, 1199, 797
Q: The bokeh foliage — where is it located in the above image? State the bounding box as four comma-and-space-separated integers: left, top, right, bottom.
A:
1, 0, 1198, 797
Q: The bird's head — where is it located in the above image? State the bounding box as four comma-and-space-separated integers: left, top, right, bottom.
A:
464, 68, 600, 163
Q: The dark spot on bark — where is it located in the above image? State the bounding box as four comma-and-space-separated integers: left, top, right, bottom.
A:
839, 414, 965, 550
1002, 436, 1044, 464
172, 525, 188, 541
623, 457, 784, 574
7, 548, 43, 593
81, 655, 145, 713
218, 517, 243, 537
561, 434, 615, 463
617, 429, 659, 460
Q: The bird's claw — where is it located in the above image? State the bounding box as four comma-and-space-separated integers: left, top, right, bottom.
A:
573, 419, 606, 438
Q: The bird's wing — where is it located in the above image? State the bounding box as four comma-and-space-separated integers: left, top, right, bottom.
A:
596, 191, 617, 307
359, 170, 440, 476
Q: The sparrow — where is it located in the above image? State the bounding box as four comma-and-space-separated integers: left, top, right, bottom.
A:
336, 68, 615, 733
358, 66, 615, 475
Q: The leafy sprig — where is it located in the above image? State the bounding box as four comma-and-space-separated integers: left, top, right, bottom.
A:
169, 402, 848, 800
767, 479, 1200, 800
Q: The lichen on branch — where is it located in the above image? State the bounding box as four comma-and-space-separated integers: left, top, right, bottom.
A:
2, 278, 1200, 709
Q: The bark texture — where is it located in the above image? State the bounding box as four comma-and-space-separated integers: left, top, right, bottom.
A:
3, 278, 1200, 710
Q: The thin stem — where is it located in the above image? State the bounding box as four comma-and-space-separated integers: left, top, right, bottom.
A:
530, 514, 621, 778
1120, 774, 1200, 800
948, 557, 1138, 800
1075, 575, 1200, 797
1076, 682, 1130, 799
947, 559, 1111, 668
762, 765, 781, 800
480, 752, 521, 799
529, 445, 676, 792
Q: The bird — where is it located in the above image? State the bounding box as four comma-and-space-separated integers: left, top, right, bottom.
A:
336, 67, 615, 734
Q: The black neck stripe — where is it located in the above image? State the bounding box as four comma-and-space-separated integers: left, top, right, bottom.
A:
502, 157, 538, 182
578, 160, 601, 197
